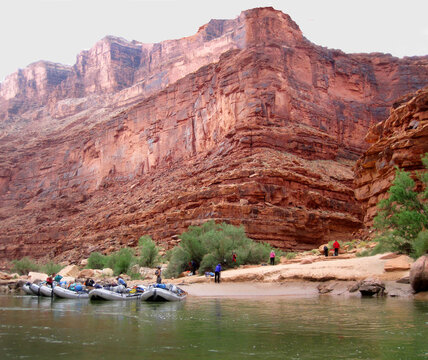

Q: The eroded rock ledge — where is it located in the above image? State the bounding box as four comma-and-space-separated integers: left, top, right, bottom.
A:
0, 8, 427, 265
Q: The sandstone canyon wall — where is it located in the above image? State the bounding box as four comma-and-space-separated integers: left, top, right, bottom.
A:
0, 7, 427, 265
354, 86, 428, 225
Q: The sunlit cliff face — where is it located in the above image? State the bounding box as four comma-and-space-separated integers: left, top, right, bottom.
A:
0, 7, 427, 265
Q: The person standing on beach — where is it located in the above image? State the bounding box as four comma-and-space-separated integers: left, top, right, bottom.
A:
270, 250, 275, 265
333, 240, 340, 256
215, 263, 221, 283
232, 252, 237, 264
155, 266, 162, 284
324, 245, 329, 257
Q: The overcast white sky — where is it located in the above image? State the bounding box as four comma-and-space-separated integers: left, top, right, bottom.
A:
1, 0, 427, 81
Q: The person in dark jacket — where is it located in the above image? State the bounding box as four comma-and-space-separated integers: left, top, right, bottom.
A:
155, 266, 162, 284
215, 263, 221, 283
324, 245, 329, 257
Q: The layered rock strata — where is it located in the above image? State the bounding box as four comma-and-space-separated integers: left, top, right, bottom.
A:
0, 7, 428, 264
354, 86, 428, 224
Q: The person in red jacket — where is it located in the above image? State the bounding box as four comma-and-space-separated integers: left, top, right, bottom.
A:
46, 274, 54, 287
333, 240, 340, 256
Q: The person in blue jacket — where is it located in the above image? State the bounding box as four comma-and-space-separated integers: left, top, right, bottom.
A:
116, 276, 127, 287
215, 263, 221, 283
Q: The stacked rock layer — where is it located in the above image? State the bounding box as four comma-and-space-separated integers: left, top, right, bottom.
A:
0, 8, 427, 264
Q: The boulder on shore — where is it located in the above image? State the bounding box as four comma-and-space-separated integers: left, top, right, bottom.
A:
409, 255, 428, 293
28, 272, 48, 283
58, 265, 80, 278
384, 255, 413, 272
358, 278, 385, 297
102, 268, 114, 277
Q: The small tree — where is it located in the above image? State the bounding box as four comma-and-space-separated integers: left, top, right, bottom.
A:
165, 221, 273, 278
87, 252, 106, 269
373, 154, 428, 257
137, 235, 159, 267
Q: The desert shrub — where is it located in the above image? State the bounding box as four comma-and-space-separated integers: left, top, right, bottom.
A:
357, 241, 367, 249
128, 271, 143, 280
356, 249, 371, 257
199, 253, 218, 273
114, 248, 135, 275
412, 230, 428, 259
41, 261, 63, 275
163, 246, 191, 279
373, 154, 427, 258
105, 248, 135, 276
11, 257, 40, 275
344, 242, 354, 250
165, 221, 274, 278
285, 252, 296, 260
87, 252, 106, 269
137, 236, 159, 268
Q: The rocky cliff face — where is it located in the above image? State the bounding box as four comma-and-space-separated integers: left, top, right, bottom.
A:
0, 7, 427, 265
354, 86, 428, 225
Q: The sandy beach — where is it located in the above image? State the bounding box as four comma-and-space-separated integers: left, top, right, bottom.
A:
162, 253, 416, 298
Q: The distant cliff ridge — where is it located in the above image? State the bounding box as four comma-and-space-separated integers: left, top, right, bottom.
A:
0, 7, 427, 265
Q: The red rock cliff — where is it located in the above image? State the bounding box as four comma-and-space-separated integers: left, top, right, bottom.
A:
0, 7, 427, 264
354, 86, 428, 225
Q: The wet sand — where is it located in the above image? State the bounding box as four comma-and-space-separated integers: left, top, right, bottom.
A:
179, 282, 321, 298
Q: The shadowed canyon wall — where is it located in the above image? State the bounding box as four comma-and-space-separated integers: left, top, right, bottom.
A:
0, 7, 427, 264
354, 86, 428, 225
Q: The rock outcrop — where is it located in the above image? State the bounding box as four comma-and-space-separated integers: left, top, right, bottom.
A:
354, 86, 428, 224
410, 255, 428, 293
0, 7, 428, 266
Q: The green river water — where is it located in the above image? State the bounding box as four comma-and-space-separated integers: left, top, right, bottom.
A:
0, 294, 427, 359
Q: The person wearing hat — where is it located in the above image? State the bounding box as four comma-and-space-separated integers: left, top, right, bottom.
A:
155, 266, 162, 284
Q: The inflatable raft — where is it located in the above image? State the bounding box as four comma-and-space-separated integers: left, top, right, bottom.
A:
29, 283, 41, 295
142, 284, 187, 302
22, 283, 34, 295
89, 286, 146, 301
53, 286, 89, 299
39, 284, 53, 297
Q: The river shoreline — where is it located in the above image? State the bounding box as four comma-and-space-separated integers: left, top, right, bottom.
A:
2, 252, 426, 299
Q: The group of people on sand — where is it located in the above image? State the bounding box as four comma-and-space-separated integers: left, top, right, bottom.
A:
323, 240, 340, 257
212, 250, 277, 283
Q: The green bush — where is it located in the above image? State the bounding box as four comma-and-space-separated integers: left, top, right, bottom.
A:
137, 236, 159, 267
128, 271, 143, 280
165, 221, 274, 278
11, 257, 40, 275
87, 252, 106, 269
163, 246, 191, 279
41, 261, 63, 275
373, 154, 428, 258
356, 249, 371, 258
106, 248, 135, 276
344, 242, 354, 250
285, 252, 296, 260
412, 230, 428, 259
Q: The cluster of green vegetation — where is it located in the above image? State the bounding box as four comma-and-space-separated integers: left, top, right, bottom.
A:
284, 252, 297, 260
164, 221, 274, 278
11, 257, 63, 275
87, 236, 160, 276
370, 154, 428, 259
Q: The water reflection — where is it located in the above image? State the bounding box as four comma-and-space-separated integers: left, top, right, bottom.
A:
0, 295, 427, 359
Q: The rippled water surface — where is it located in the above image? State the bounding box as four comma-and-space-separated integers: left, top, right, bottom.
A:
0, 294, 427, 359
